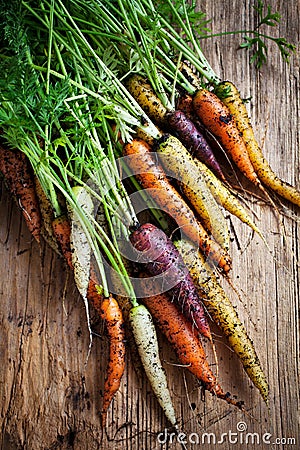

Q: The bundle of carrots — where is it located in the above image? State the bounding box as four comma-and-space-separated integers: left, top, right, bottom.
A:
0, 0, 298, 436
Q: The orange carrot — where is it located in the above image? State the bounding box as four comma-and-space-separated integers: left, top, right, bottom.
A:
51, 221, 126, 425
123, 138, 232, 273
215, 81, 300, 207
139, 276, 244, 409
0, 145, 42, 242
100, 295, 126, 427
193, 88, 260, 186
52, 215, 74, 269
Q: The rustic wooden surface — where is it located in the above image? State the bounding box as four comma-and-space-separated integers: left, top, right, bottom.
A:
0, 1, 299, 449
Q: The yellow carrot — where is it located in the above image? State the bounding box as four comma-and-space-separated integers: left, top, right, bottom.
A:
157, 134, 230, 251
175, 238, 269, 404
126, 74, 168, 125
215, 81, 300, 207
192, 157, 268, 243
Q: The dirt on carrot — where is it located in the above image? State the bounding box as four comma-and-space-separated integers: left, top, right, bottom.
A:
175, 237, 269, 404
193, 88, 261, 187
0, 145, 42, 242
139, 275, 244, 409
166, 109, 226, 181
157, 134, 230, 251
126, 74, 168, 125
100, 295, 126, 428
214, 81, 300, 208
129, 222, 212, 340
123, 138, 232, 273
52, 214, 74, 269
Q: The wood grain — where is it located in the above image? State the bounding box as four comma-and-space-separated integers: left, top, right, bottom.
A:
0, 1, 299, 449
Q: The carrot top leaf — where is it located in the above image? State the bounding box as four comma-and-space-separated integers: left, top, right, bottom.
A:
153, 0, 211, 36
254, 0, 281, 28
238, 0, 296, 68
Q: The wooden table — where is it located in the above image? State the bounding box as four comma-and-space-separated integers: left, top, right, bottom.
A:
0, 1, 299, 449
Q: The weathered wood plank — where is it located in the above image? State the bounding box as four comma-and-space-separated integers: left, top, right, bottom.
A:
0, 1, 299, 449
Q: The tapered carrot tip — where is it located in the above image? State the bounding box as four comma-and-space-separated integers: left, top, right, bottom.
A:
100, 411, 107, 429
99, 296, 126, 430
214, 383, 245, 410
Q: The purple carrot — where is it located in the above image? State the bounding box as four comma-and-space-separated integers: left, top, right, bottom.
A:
166, 109, 226, 182
129, 222, 212, 340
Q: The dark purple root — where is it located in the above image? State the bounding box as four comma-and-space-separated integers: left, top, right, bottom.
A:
166, 110, 226, 182
129, 223, 211, 339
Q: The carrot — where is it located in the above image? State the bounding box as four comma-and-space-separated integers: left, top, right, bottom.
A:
54, 195, 92, 359
193, 88, 261, 186
106, 262, 146, 378
129, 222, 212, 340
117, 296, 145, 379
214, 81, 300, 207
52, 214, 106, 314
52, 214, 74, 269
52, 215, 126, 424
166, 109, 226, 181
100, 295, 126, 427
123, 138, 232, 273
157, 134, 230, 251
34, 176, 61, 254
106, 245, 180, 429
191, 155, 268, 242
176, 92, 195, 118
127, 74, 226, 182
68, 186, 94, 299
129, 303, 178, 427
126, 74, 168, 125
86, 267, 105, 313
139, 276, 244, 409
175, 238, 269, 404
0, 145, 42, 242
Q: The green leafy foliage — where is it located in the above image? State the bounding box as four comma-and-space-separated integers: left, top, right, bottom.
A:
240, 36, 268, 68
239, 0, 296, 68
254, 0, 281, 28
154, 0, 211, 36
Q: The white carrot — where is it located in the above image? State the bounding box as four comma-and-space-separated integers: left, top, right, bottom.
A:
68, 185, 94, 361
129, 304, 178, 428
